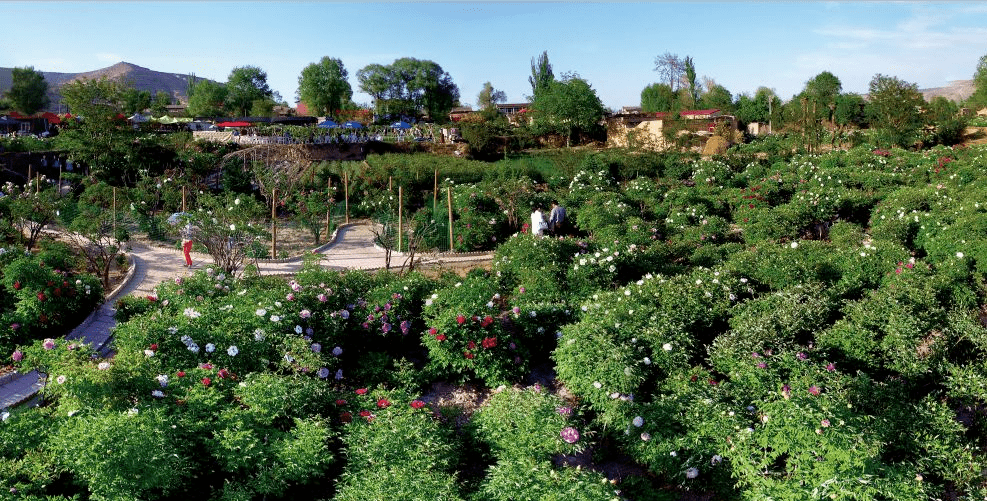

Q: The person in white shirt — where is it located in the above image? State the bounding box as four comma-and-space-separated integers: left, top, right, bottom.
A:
531, 206, 547, 236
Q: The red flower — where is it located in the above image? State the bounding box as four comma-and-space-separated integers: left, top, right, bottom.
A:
428, 327, 438, 335
359, 410, 371, 417
708, 379, 718, 386
217, 368, 231, 379
467, 340, 477, 350
410, 400, 426, 409
201, 377, 211, 386
481, 315, 494, 327
150, 343, 158, 351
376, 398, 391, 409
200, 363, 213, 370
37, 292, 46, 302
464, 351, 474, 359
435, 334, 446, 342
355, 388, 368, 395
456, 314, 466, 325
13, 281, 20, 290
146, 295, 157, 302
482, 337, 497, 349
336, 399, 347, 405
176, 370, 186, 378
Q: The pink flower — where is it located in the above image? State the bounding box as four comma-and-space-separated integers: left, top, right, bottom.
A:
43, 338, 55, 350
11, 350, 23, 362
560, 427, 580, 444
518, 286, 526, 294
201, 377, 211, 386
286, 293, 295, 301
809, 386, 821, 396
821, 418, 831, 427
355, 388, 368, 395
825, 363, 836, 372
376, 398, 391, 408
317, 294, 327, 302
300, 309, 312, 318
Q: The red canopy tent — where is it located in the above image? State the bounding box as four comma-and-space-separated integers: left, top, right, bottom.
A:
215, 121, 251, 127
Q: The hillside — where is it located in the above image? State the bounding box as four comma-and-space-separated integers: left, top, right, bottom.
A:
919, 79, 975, 103
0, 62, 218, 112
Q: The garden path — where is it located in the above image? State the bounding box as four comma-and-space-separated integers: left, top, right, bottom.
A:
0, 222, 493, 410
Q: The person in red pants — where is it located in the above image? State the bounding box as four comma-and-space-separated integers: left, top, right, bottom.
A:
181, 223, 194, 267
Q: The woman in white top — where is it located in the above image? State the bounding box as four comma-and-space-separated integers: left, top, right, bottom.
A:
531, 207, 547, 236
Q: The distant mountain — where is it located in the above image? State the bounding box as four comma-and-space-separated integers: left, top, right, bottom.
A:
919, 79, 975, 104
0, 62, 220, 112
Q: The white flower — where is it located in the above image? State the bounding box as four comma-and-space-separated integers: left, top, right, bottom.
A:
157, 374, 169, 387
270, 315, 280, 322
144, 349, 155, 357
685, 467, 699, 479
662, 343, 673, 351
643, 357, 651, 365
188, 343, 199, 353
205, 343, 216, 353
632, 416, 644, 427
152, 390, 165, 398
295, 324, 303, 334
227, 345, 239, 357
790, 241, 799, 249
641, 432, 651, 441
711, 455, 722, 465
0, 411, 9, 421
254, 329, 266, 341
183, 308, 201, 319
234, 198, 241, 205
256, 308, 267, 316
230, 224, 236, 231
593, 381, 602, 389
957, 251, 965, 258
98, 362, 111, 370
56, 375, 67, 384
128, 408, 139, 416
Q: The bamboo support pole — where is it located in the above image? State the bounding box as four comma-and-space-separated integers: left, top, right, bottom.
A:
271, 188, 277, 258
344, 171, 350, 224
325, 178, 332, 240
112, 188, 117, 241
398, 186, 403, 253
447, 187, 454, 252
433, 169, 438, 209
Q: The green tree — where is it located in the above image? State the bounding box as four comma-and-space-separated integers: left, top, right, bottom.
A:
120, 86, 151, 116
64, 181, 129, 289
834, 92, 866, 128
699, 83, 734, 112
532, 73, 606, 147
297, 57, 353, 118
7, 183, 64, 251
640, 83, 677, 113
187, 191, 267, 275
476, 82, 507, 111
150, 91, 172, 116
6, 67, 49, 115
528, 51, 554, 100
866, 73, 925, 148
225, 66, 273, 117
967, 54, 987, 109
683, 56, 700, 105
186, 79, 228, 117
924, 95, 966, 146
803, 71, 842, 123
357, 58, 459, 121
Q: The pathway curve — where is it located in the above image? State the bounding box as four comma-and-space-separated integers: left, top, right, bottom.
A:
0, 222, 493, 409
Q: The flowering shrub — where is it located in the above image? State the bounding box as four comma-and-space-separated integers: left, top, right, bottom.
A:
472, 386, 586, 460
493, 234, 582, 304
477, 456, 620, 501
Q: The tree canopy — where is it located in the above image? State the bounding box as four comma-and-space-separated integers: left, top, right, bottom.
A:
225, 66, 273, 117
866, 73, 925, 148
477, 82, 507, 111
653, 52, 684, 91
640, 83, 677, 113
186, 80, 228, 118
528, 51, 554, 100
357, 58, 459, 122
968, 54, 987, 109
532, 73, 605, 147
297, 57, 353, 118
6, 66, 49, 115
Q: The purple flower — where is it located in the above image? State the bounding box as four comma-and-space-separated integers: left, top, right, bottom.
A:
797, 352, 808, 360
825, 362, 836, 372
43, 338, 55, 350
381, 323, 392, 333
757, 362, 767, 369
560, 427, 580, 444
400, 320, 410, 335
556, 406, 572, 416
318, 367, 330, 379
311, 343, 321, 353
332, 346, 343, 356
318, 294, 327, 302
11, 350, 23, 362
340, 309, 350, 319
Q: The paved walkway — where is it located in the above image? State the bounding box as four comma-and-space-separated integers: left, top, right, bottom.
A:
0, 222, 493, 410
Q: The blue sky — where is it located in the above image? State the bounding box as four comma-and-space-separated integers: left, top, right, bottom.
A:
3, 2, 986, 110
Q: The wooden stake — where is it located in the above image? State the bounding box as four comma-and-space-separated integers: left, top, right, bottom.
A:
344, 171, 350, 224
112, 187, 117, 241
181, 185, 187, 212
389, 176, 392, 192
433, 169, 438, 208
325, 178, 332, 241
447, 187, 454, 252
27, 165, 31, 189
271, 188, 277, 258
398, 186, 403, 253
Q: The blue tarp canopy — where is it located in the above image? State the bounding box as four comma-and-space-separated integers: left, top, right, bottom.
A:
317, 119, 338, 129
342, 121, 364, 129
390, 121, 412, 129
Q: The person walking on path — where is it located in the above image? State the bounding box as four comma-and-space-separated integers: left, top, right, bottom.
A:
181, 223, 194, 267
531, 206, 547, 237
548, 200, 567, 236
